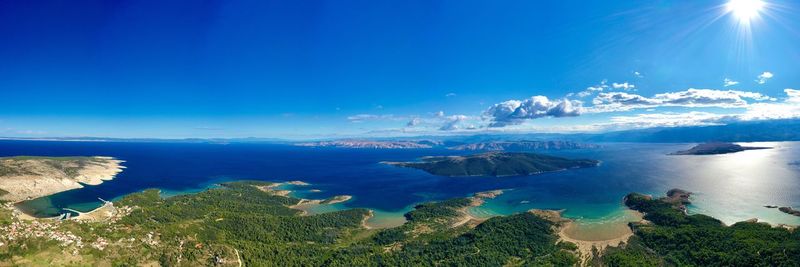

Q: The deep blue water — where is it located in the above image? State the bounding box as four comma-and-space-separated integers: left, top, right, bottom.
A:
4, 140, 800, 226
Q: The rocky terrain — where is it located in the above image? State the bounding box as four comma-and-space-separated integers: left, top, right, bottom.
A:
779, 206, 800, 217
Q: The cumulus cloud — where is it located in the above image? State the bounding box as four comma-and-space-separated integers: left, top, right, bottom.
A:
484, 96, 583, 127
406, 117, 421, 127
756, 71, 773, 84
612, 82, 636, 91
573, 80, 609, 98
439, 115, 468, 131
590, 89, 773, 112
785, 88, 800, 102
738, 89, 800, 121
393, 111, 477, 131
723, 78, 739, 87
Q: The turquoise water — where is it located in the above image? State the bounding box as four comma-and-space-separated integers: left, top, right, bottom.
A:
5, 140, 800, 226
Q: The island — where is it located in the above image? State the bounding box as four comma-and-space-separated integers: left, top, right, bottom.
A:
384, 152, 599, 177
295, 139, 438, 149
670, 142, 770, 155
779, 206, 800, 217
0, 156, 124, 202
448, 140, 599, 151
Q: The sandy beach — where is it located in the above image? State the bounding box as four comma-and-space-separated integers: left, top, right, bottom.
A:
531, 208, 644, 265
450, 189, 506, 228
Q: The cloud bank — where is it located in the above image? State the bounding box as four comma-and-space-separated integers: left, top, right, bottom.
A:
590, 88, 773, 112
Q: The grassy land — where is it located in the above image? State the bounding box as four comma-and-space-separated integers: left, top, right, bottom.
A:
0, 180, 578, 266
8, 181, 798, 266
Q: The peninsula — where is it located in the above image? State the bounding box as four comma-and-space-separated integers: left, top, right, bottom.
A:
0, 156, 124, 202
670, 142, 770, 155
384, 152, 599, 177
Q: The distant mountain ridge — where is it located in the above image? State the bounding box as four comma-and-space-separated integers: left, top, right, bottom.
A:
6, 119, 800, 144
295, 140, 442, 149
448, 141, 599, 151
583, 119, 800, 143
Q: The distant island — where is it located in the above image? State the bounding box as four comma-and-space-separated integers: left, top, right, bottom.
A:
294, 139, 601, 151
0, 156, 124, 202
295, 139, 439, 149
670, 142, 771, 155
779, 207, 800, 217
447, 140, 599, 151
384, 152, 599, 177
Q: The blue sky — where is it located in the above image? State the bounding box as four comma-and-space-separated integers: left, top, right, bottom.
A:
1, 0, 799, 139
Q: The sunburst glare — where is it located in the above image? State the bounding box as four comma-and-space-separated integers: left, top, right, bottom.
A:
727, 0, 766, 23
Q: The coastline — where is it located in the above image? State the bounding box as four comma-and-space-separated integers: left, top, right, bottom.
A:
1, 156, 125, 203
4, 156, 125, 220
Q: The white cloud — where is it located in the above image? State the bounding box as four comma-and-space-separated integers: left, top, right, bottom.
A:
406, 117, 421, 127
723, 78, 739, 87
347, 114, 398, 123
756, 71, 773, 84
605, 112, 733, 129
784, 88, 800, 102
484, 96, 583, 127
590, 88, 773, 112
738, 89, 800, 120
612, 82, 636, 91
445, 93, 457, 97
394, 111, 477, 131
634, 71, 644, 78
573, 80, 609, 98
593, 89, 800, 130
439, 115, 468, 131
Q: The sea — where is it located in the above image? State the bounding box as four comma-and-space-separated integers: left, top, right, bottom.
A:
5, 140, 800, 228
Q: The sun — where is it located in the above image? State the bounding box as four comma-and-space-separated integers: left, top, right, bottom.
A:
726, 0, 766, 22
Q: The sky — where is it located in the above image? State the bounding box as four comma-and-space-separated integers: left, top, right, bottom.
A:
1, 0, 799, 139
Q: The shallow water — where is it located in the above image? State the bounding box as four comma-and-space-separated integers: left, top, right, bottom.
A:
5, 140, 800, 226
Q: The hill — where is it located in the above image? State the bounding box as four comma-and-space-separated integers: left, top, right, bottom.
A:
670, 142, 771, 155
385, 152, 599, 177
0, 156, 124, 202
